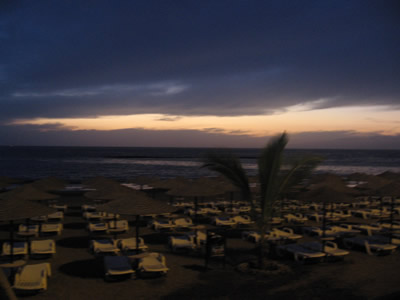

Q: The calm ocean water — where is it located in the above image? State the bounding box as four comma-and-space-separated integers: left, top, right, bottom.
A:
0, 146, 399, 181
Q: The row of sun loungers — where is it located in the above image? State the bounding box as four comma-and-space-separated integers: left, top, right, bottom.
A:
2, 240, 56, 258
276, 241, 350, 263
87, 220, 129, 234
17, 223, 63, 237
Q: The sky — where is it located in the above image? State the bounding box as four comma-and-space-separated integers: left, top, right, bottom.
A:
1, 0, 399, 149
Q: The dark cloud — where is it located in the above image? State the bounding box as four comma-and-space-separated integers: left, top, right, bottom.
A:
0, 0, 398, 122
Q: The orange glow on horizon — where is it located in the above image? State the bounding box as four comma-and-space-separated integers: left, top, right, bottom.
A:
9, 105, 400, 137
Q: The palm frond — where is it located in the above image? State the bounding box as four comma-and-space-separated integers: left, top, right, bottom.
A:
258, 133, 288, 219
202, 151, 251, 202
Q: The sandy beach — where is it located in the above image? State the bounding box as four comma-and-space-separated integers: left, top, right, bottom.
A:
1, 175, 400, 300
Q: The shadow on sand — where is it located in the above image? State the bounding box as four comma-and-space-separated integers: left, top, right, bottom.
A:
57, 236, 89, 248
59, 258, 103, 278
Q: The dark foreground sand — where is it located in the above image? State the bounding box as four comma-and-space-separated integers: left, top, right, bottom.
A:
1, 194, 400, 300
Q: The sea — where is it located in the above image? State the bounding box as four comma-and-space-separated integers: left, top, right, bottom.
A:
0, 146, 399, 181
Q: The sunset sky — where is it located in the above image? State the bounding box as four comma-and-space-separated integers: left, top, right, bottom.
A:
1, 1, 399, 148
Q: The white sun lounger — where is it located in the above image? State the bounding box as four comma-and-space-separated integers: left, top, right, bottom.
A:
149, 219, 176, 232
13, 263, 51, 292
107, 220, 129, 233
301, 241, 349, 261
212, 216, 236, 227
276, 243, 326, 263
18, 224, 39, 237
90, 239, 119, 256
117, 238, 148, 254
271, 227, 303, 241
172, 217, 193, 229
40, 223, 63, 236
103, 256, 134, 280
88, 222, 108, 233
136, 252, 168, 276
47, 211, 64, 222
343, 236, 397, 255
168, 235, 197, 252
2, 241, 28, 257
83, 211, 102, 221
30, 240, 56, 257
99, 212, 120, 221
232, 215, 254, 226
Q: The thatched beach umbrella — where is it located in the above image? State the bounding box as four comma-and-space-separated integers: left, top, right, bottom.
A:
0, 197, 56, 262
96, 190, 176, 252
374, 181, 400, 242
300, 185, 355, 241
166, 178, 223, 222
0, 183, 59, 203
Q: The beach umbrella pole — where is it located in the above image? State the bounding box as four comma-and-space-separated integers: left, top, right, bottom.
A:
136, 215, 140, 253
390, 197, 394, 243
9, 221, 14, 263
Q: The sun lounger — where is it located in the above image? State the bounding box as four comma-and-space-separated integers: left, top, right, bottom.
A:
242, 231, 283, 243
117, 238, 148, 254
47, 211, 64, 222
17, 224, 39, 237
90, 239, 119, 256
329, 224, 361, 237
107, 220, 129, 233
212, 216, 236, 227
2, 241, 28, 257
40, 223, 63, 236
301, 241, 349, 261
88, 222, 108, 234
136, 252, 168, 277
284, 213, 308, 224
302, 226, 339, 239
49, 204, 68, 212
343, 236, 397, 255
103, 256, 134, 281
276, 243, 325, 263
83, 211, 102, 221
232, 215, 254, 226
168, 235, 197, 252
99, 212, 120, 221
30, 215, 48, 223
82, 204, 97, 212
172, 217, 193, 229
271, 227, 303, 241
30, 240, 56, 258
149, 219, 176, 232
13, 263, 51, 293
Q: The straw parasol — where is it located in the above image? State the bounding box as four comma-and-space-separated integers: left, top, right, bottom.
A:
0, 197, 56, 262
374, 181, 400, 241
300, 185, 355, 241
0, 184, 59, 203
96, 190, 176, 252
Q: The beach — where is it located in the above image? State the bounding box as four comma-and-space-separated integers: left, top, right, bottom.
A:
0, 173, 400, 299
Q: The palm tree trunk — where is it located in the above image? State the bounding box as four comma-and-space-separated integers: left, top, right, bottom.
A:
0, 268, 17, 300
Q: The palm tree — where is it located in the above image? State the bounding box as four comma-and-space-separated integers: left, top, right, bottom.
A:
203, 132, 321, 267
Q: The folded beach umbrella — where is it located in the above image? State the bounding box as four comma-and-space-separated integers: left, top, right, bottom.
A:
0, 197, 56, 262
96, 190, 176, 252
